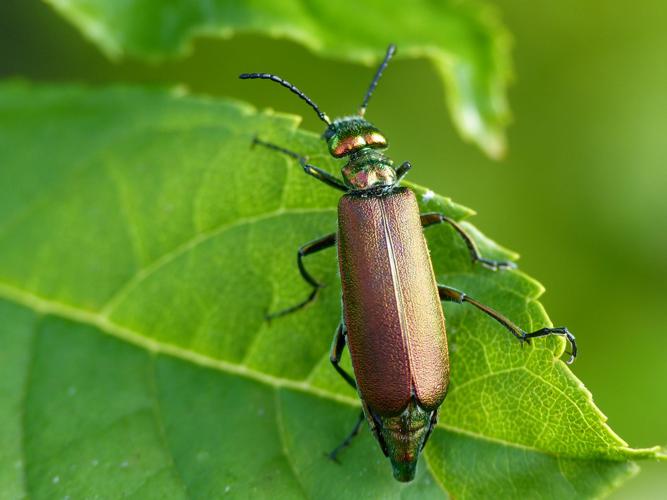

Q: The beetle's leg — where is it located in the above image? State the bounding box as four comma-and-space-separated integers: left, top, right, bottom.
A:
421, 212, 516, 270
420, 410, 439, 451
267, 232, 336, 320
395, 161, 412, 183
253, 138, 349, 192
327, 410, 365, 463
329, 322, 357, 389
437, 284, 577, 364
363, 398, 389, 456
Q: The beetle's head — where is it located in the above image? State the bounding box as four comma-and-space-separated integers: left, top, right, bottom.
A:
239, 44, 398, 162
323, 116, 388, 158
375, 400, 434, 482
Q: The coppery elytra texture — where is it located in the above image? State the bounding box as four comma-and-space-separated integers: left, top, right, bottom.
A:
338, 188, 449, 416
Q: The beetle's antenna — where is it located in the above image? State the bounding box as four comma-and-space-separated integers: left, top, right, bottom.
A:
359, 44, 396, 117
239, 73, 331, 125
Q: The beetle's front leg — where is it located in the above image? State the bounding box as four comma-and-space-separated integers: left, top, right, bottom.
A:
421, 212, 516, 271
267, 232, 336, 320
252, 138, 349, 192
437, 284, 577, 363
395, 161, 412, 183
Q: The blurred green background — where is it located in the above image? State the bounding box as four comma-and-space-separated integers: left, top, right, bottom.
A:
1, 0, 665, 497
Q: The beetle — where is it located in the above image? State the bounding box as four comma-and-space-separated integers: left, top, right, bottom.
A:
240, 44, 577, 482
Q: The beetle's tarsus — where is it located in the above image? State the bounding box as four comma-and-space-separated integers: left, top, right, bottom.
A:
421, 213, 517, 273
478, 257, 517, 271
267, 232, 337, 321
326, 411, 365, 464
326, 451, 343, 465
265, 286, 321, 321
523, 326, 577, 363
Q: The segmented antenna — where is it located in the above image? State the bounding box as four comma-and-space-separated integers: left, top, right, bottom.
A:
239, 73, 331, 125
359, 44, 397, 117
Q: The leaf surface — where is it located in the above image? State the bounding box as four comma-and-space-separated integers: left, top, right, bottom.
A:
0, 83, 661, 499
43, 0, 512, 157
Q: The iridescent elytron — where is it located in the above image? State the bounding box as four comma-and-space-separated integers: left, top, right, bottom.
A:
240, 45, 577, 482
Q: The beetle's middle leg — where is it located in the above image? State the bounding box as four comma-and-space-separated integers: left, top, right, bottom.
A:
267, 232, 336, 320
421, 212, 516, 271
329, 322, 357, 389
437, 284, 577, 364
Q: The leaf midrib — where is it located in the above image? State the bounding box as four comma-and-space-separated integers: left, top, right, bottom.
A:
0, 280, 645, 464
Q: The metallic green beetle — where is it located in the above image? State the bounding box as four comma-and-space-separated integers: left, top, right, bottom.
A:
241, 44, 576, 482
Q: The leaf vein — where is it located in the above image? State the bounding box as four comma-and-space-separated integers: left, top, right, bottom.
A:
17, 313, 41, 499
146, 354, 190, 497
99, 206, 336, 317
272, 389, 309, 499
0, 282, 640, 463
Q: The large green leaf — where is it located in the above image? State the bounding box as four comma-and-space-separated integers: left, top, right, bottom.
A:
43, 0, 511, 158
0, 83, 662, 499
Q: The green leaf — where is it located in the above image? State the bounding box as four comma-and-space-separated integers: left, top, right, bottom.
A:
43, 0, 511, 158
0, 83, 662, 499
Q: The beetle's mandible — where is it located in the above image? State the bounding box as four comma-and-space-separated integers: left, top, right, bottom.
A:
240, 44, 577, 482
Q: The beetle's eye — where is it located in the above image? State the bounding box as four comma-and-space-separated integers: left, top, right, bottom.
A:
364, 133, 387, 148
332, 135, 366, 157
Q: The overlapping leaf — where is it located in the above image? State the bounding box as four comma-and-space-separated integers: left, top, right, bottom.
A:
0, 84, 661, 499
44, 0, 512, 157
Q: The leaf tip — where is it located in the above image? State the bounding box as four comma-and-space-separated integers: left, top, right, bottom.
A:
457, 106, 508, 160
44, 0, 124, 61
169, 85, 190, 98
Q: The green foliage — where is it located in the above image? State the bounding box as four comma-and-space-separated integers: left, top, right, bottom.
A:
0, 83, 662, 498
44, 0, 511, 158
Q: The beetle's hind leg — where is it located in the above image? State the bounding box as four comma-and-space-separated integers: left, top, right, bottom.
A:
420, 410, 439, 452
437, 284, 577, 364
421, 212, 516, 271
267, 232, 336, 320
326, 324, 365, 463
327, 411, 365, 463
330, 322, 357, 389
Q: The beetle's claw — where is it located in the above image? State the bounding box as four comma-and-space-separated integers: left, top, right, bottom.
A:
562, 328, 577, 364
262, 305, 272, 322
499, 260, 518, 270
549, 327, 577, 364
522, 326, 578, 364
325, 451, 342, 465
478, 258, 517, 271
